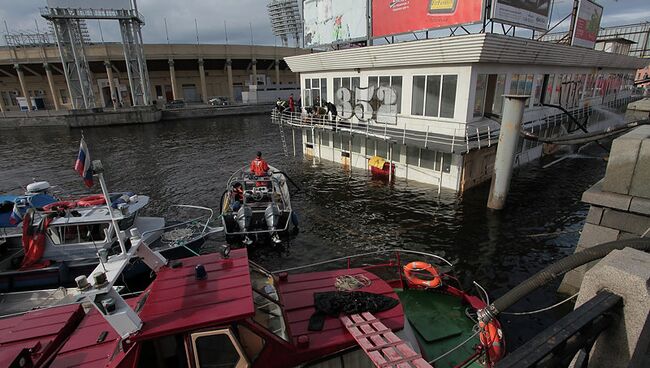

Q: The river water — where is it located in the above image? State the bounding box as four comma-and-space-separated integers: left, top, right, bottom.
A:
0, 114, 608, 350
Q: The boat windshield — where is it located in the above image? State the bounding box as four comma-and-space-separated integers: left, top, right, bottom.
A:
249, 265, 289, 341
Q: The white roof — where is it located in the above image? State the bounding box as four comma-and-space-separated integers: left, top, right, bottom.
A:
286, 33, 647, 73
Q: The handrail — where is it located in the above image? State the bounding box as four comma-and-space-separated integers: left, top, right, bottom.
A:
271, 248, 454, 274
141, 205, 217, 239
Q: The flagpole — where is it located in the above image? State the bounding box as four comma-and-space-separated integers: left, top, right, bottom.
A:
93, 160, 128, 256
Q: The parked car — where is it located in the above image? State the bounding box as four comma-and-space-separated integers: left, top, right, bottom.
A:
165, 99, 185, 109
208, 96, 230, 106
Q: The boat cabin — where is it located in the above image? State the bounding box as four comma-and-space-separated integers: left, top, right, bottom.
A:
278, 33, 647, 192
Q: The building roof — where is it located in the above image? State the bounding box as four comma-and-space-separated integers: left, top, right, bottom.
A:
285, 33, 647, 73
0, 303, 84, 367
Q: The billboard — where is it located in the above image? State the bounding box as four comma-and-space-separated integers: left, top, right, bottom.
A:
47, 0, 132, 9
372, 0, 484, 38
571, 0, 603, 49
303, 0, 368, 47
491, 0, 551, 31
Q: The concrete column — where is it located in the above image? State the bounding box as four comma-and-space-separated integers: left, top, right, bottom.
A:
168, 59, 178, 100
0, 91, 5, 112
226, 59, 234, 102
251, 59, 258, 87
487, 95, 528, 210
275, 59, 281, 86
14, 64, 33, 111
43, 63, 60, 111
571, 247, 650, 368
198, 58, 208, 104
104, 61, 117, 110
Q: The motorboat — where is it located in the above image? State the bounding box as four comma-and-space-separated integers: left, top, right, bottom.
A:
221, 165, 297, 245
0, 229, 504, 368
0, 192, 220, 293
0, 181, 58, 249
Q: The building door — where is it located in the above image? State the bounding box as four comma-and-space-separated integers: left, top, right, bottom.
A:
183, 84, 198, 102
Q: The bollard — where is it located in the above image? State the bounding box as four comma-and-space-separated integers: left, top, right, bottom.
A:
487, 95, 529, 210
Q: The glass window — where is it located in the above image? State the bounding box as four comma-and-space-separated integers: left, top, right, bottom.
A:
342, 136, 351, 151
379, 76, 390, 86
392, 143, 401, 161
493, 74, 506, 115
333, 132, 341, 148
420, 149, 436, 170
368, 76, 378, 88
510, 74, 520, 94
312, 79, 319, 88
543, 74, 555, 104
406, 146, 419, 165
352, 135, 362, 153
442, 153, 452, 173
440, 75, 457, 118
425, 75, 441, 117
391, 76, 402, 113
321, 79, 328, 104
533, 75, 544, 106
321, 131, 330, 146
411, 76, 426, 116
305, 79, 311, 89
306, 129, 312, 143
236, 325, 265, 363
249, 266, 288, 341
376, 139, 388, 158
48, 223, 109, 245
474, 74, 488, 117
192, 331, 243, 368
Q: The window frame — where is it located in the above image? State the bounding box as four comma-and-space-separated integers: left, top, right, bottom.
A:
410, 74, 457, 119
190, 328, 249, 368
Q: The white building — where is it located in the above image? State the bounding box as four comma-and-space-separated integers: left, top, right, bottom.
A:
275, 33, 646, 192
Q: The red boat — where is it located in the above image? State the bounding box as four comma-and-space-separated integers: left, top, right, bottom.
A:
0, 232, 504, 368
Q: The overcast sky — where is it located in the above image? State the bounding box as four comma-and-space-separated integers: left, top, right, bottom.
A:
0, 0, 648, 47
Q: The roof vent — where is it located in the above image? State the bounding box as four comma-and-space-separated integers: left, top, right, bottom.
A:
195, 264, 207, 280
75, 275, 91, 290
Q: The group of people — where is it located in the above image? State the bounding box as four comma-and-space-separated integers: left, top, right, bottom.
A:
276, 95, 339, 123
276, 94, 296, 113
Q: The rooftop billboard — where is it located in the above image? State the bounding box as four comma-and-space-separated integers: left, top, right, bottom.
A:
571, 0, 603, 49
491, 0, 551, 31
371, 0, 485, 38
303, 0, 368, 47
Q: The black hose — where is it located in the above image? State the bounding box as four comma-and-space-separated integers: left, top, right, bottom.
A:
542, 103, 589, 133
273, 171, 302, 192
479, 238, 650, 322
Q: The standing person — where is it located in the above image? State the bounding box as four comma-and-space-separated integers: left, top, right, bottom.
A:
250, 151, 270, 177
325, 101, 337, 123
289, 93, 295, 112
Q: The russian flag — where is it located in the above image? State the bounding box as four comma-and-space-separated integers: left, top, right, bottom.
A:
74, 137, 94, 188
8, 202, 22, 225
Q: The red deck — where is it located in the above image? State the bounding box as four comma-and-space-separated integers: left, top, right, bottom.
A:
0, 303, 84, 367
276, 268, 404, 364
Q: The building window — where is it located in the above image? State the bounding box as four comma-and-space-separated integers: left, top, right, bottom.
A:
155, 85, 163, 98
304, 78, 328, 107
532, 75, 544, 106
473, 74, 488, 117
368, 75, 403, 113
59, 89, 69, 104
542, 74, 555, 105
411, 74, 457, 119
333, 76, 361, 117
510, 74, 534, 105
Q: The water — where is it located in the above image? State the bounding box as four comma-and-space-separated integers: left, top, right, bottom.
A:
0, 114, 608, 350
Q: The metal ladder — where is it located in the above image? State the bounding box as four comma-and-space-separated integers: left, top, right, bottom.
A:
277, 112, 289, 157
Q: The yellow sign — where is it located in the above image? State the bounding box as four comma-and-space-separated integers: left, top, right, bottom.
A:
429, 0, 456, 12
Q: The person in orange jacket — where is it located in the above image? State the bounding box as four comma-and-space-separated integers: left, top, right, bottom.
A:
250, 151, 270, 177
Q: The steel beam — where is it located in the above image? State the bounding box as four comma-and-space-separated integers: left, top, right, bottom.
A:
119, 18, 151, 106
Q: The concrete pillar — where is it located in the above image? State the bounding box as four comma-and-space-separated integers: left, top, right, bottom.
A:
104, 61, 117, 110
226, 59, 234, 102
43, 63, 60, 111
14, 64, 33, 111
275, 59, 281, 86
571, 247, 650, 368
487, 95, 528, 210
168, 59, 178, 100
251, 59, 258, 87
0, 91, 5, 112
198, 58, 208, 104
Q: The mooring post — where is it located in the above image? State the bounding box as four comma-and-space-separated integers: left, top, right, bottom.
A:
487, 95, 528, 210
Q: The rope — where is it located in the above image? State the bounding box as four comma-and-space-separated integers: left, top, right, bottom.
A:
501, 293, 579, 316
161, 227, 196, 244
334, 274, 372, 291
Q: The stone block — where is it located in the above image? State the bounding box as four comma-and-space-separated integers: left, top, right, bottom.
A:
600, 208, 650, 236
585, 206, 604, 225
573, 248, 650, 368
629, 139, 650, 198
602, 126, 650, 195
629, 196, 650, 216
582, 181, 632, 211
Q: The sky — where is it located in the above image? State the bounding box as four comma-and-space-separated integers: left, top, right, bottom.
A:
0, 0, 649, 47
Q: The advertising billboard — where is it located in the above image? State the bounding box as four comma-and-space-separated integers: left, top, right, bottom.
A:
491, 0, 551, 31
303, 0, 368, 47
372, 0, 484, 38
571, 0, 603, 49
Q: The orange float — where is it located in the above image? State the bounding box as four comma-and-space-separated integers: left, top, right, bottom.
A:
77, 195, 106, 207
403, 261, 442, 288
479, 321, 504, 363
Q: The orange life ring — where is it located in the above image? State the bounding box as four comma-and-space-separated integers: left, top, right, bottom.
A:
403, 261, 441, 288
43, 201, 77, 212
77, 195, 106, 207
479, 321, 504, 363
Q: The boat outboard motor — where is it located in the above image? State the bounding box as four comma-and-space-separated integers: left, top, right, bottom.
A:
236, 205, 252, 232
265, 203, 281, 244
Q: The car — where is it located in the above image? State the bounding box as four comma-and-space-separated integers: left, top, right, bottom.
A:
208, 96, 230, 106
165, 99, 185, 109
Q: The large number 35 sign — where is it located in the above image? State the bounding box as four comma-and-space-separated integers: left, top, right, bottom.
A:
335, 86, 398, 123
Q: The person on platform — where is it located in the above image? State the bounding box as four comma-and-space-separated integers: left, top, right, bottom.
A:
325, 101, 337, 123
250, 151, 270, 177
289, 93, 295, 112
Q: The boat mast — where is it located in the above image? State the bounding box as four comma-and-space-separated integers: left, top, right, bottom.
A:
93, 160, 128, 255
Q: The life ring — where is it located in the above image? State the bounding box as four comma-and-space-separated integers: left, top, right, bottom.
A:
403, 261, 441, 288
77, 195, 106, 207
479, 321, 504, 363
43, 201, 76, 212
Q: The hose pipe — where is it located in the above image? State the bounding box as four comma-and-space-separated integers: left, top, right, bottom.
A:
477, 238, 650, 324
